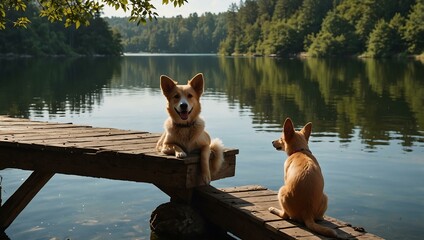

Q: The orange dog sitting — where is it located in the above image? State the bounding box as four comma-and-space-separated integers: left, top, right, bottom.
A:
269, 118, 337, 238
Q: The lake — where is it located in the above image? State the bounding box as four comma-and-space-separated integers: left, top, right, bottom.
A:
0, 54, 423, 239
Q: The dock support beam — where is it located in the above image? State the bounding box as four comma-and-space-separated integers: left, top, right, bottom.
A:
155, 184, 193, 203
0, 171, 54, 230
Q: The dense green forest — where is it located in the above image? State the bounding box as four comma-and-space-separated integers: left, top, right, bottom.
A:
105, 12, 227, 53
0, 4, 122, 56
1, 0, 423, 57
107, 0, 424, 57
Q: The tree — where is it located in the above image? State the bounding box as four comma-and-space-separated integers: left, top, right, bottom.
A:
307, 10, 359, 56
238, 0, 259, 26
219, 3, 239, 55
0, 0, 186, 30
0, 4, 123, 56
273, 0, 303, 20
403, 1, 424, 54
305, 0, 419, 57
257, 0, 276, 21
366, 19, 397, 57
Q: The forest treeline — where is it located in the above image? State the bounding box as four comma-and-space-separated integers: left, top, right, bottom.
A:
105, 12, 227, 53
1, 0, 422, 57
0, 4, 122, 56
107, 0, 424, 57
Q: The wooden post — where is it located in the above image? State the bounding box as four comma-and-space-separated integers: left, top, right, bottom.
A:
0, 171, 54, 230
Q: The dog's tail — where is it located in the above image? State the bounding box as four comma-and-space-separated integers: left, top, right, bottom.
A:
304, 217, 337, 238
209, 138, 224, 175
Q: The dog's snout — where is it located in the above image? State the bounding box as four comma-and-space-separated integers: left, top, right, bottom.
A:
180, 102, 188, 111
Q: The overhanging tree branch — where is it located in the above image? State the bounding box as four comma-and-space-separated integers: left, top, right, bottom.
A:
0, 0, 187, 29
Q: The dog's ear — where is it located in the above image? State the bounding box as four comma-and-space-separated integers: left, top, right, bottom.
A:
283, 118, 295, 141
301, 122, 312, 142
188, 73, 204, 97
160, 75, 177, 96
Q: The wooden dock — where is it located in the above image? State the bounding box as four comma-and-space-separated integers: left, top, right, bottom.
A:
0, 115, 237, 230
193, 185, 384, 239
0, 116, 383, 239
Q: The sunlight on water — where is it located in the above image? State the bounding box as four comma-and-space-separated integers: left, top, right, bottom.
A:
0, 55, 423, 239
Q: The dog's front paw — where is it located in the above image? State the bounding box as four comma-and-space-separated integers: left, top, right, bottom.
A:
269, 207, 288, 219
161, 146, 174, 155
175, 151, 187, 158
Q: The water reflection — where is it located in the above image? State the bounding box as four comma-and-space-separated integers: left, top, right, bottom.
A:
113, 54, 225, 90
0, 57, 121, 118
217, 57, 424, 151
0, 56, 423, 151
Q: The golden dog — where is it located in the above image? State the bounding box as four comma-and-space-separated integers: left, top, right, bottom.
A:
156, 73, 224, 184
269, 118, 337, 238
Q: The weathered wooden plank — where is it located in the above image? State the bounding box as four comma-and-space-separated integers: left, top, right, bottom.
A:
117, 148, 159, 155
61, 141, 158, 153
2, 123, 90, 130
266, 218, 335, 240
197, 187, 277, 207
0, 120, 55, 125
0, 171, 54, 230
221, 189, 276, 199
0, 129, 152, 141
218, 185, 268, 193
239, 205, 282, 222
0, 132, 159, 143
0, 140, 99, 155
0, 126, 129, 134
266, 219, 298, 230
279, 227, 318, 239
2, 137, 157, 154
13, 135, 157, 147
267, 216, 384, 240
73, 133, 160, 142
83, 139, 158, 148
0, 118, 146, 137
240, 201, 281, 213
95, 144, 157, 153
193, 190, 275, 204
0, 127, 95, 136
218, 194, 278, 206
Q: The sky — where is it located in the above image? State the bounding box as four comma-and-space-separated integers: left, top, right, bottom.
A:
102, 0, 238, 18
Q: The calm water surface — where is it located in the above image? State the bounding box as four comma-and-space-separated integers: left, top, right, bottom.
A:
0, 55, 423, 239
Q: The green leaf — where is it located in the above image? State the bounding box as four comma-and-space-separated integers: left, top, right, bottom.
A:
13, 17, 31, 28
